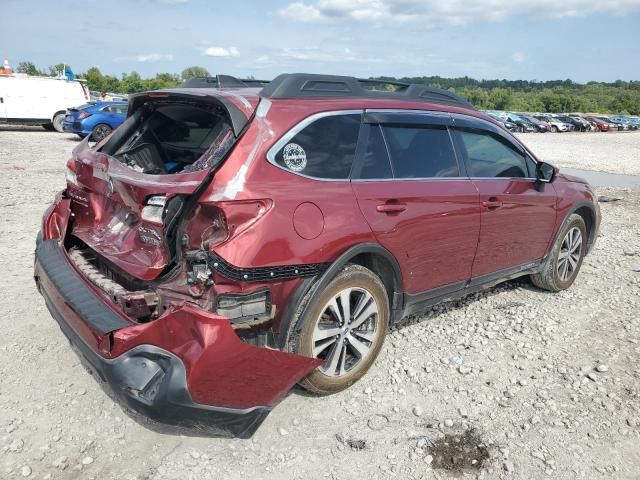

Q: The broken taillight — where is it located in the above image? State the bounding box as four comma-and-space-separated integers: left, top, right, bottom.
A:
141, 196, 167, 225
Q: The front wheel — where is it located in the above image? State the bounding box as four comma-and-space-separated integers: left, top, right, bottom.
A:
291, 264, 389, 395
531, 214, 587, 292
552, 126, 559, 133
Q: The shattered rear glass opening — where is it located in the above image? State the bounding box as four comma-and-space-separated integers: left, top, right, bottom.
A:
108, 102, 234, 174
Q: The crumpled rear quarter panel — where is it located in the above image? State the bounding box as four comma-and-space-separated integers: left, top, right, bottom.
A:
111, 304, 322, 409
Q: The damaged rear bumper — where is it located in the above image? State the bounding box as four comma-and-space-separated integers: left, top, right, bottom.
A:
34, 230, 321, 438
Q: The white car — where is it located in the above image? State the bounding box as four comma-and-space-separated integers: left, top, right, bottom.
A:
0, 74, 89, 132
535, 115, 572, 133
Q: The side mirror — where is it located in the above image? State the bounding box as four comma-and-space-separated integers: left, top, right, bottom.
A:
536, 162, 555, 182
535, 162, 555, 191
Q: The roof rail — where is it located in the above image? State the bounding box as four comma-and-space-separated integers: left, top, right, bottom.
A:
259, 73, 475, 109
179, 75, 270, 89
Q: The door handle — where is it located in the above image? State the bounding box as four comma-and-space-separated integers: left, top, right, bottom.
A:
482, 198, 503, 210
376, 202, 407, 214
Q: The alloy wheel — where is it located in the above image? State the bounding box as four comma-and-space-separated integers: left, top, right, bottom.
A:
93, 125, 111, 141
311, 287, 379, 377
557, 227, 582, 282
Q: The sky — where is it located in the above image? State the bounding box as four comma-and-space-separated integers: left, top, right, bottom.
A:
1, 0, 639, 83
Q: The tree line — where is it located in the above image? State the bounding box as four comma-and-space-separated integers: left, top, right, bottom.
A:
15, 61, 640, 114
374, 75, 640, 114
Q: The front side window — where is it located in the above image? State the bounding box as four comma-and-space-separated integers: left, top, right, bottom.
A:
273, 114, 361, 179
381, 125, 459, 178
457, 128, 528, 178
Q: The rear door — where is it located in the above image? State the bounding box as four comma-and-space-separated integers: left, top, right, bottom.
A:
450, 115, 557, 278
351, 111, 480, 295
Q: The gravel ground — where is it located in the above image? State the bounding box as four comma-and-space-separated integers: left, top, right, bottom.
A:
0, 126, 639, 480
515, 131, 640, 176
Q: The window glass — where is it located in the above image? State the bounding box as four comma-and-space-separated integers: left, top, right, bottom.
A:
457, 129, 528, 178
274, 114, 361, 179
381, 125, 459, 178
359, 125, 393, 179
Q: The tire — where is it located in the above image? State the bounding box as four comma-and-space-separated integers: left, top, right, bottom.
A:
531, 214, 587, 292
42, 123, 55, 131
289, 264, 390, 395
552, 126, 558, 133
52, 113, 65, 133
91, 123, 112, 141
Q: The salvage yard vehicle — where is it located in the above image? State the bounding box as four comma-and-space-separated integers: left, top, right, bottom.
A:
584, 116, 611, 132
34, 73, 601, 438
0, 74, 90, 131
534, 115, 573, 132
63, 101, 128, 140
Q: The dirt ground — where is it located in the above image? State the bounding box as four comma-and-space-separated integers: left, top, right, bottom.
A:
0, 127, 639, 480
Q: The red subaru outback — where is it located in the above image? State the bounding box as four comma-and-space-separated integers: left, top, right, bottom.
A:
34, 74, 600, 437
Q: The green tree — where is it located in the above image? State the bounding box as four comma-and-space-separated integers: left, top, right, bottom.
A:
120, 71, 144, 93
181, 66, 210, 80
16, 61, 42, 76
487, 88, 513, 110
47, 63, 67, 76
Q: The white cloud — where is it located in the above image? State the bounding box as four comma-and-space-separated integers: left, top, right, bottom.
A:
512, 52, 527, 64
203, 46, 240, 57
279, 46, 383, 63
113, 53, 173, 63
277, 2, 324, 22
278, 0, 640, 26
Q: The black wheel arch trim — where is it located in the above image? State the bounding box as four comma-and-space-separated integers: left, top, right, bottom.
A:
550, 200, 598, 256
279, 243, 404, 349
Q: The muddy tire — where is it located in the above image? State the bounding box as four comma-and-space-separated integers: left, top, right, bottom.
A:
531, 214, 587, 292
289, 264, 389, 395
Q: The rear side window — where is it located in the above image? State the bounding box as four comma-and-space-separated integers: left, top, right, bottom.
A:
382, 125, 459, 178
457, 128, 528, 178
359, 125, 393, 179
273, 114, 361, 179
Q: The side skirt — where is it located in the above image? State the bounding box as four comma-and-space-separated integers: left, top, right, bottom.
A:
400, 259, 544, 320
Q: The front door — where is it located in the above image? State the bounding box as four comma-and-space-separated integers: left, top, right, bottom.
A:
450, 118, 557, 277
351, 112, 480, 294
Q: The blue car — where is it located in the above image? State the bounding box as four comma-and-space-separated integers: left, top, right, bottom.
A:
63, 101, 128, 140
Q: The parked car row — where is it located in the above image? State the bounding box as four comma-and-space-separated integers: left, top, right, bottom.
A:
486, 110, 640, 133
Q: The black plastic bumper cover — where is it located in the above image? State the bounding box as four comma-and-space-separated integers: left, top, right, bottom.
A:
35, 239, 270, 438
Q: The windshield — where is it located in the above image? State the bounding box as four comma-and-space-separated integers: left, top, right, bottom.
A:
75, 102, 97, 110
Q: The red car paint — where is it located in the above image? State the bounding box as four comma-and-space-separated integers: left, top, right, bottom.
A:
585, 116, 610, 132
38, 197, 321, 410
35, 78, 601, 436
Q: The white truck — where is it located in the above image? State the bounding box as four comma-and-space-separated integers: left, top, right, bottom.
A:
0, 74, 90, 132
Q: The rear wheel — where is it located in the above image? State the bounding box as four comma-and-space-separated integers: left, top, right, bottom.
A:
91, 123, 112, 141
531, 214, 587, 292
52, 113, 65, 133
291, 264, 389, 395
